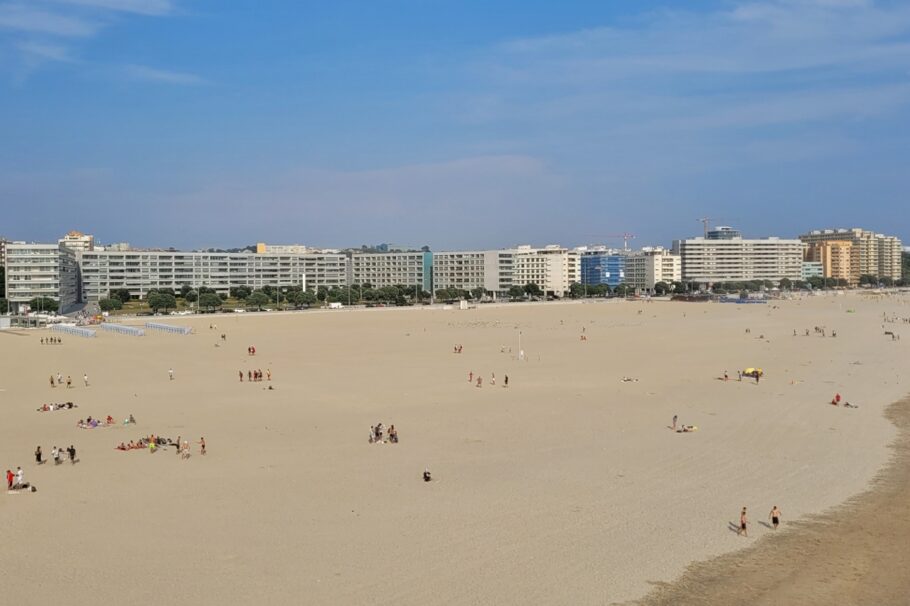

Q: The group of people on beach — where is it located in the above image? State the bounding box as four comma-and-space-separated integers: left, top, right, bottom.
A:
369, 423, 398, 444
36, 402, 77, 412
115, 435, 204, 457
452, 344, 464, 353
48, 372, 90, 389
30, 445, 77, 467
738, 505, 783, 537
77, 415, 118, 429
6, 467, 31, 491
795, 326, 837, 338
467, 370, 509, 388
240, 369, 270, 382
39, 337, 63, 345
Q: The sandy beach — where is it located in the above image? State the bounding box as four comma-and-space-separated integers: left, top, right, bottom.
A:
1, 293, 907, 604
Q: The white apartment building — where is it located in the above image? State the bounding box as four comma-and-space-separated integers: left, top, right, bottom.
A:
0, 237, 10, 268
77, 251, 319, 300
431, 250, 515, 295
256, 243, 309, 254
511, 245, 574, 297
624, 248, 681, 292
59, 230, 95, 253
350, 251, 432, 292
4, 243, 80, 313
672, 234, 802, 284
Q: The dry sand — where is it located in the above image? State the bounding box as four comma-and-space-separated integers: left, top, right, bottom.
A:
635, 396, 910, 606
0, 294, 907, 604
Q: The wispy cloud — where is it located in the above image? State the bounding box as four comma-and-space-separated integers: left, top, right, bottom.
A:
17, 40, 77, 63
0, 0, 199, 82
460, 1, 910, 143
50, 0, 174, 16
121, 63, 206, 85
0, 3, 98, 37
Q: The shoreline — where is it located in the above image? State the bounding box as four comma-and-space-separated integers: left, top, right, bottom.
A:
632, 395, 910, 606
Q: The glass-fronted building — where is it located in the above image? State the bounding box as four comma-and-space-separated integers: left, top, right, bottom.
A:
580, 252, 626, 287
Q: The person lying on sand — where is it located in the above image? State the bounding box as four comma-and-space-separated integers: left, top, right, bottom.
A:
676, 425, 698, 433
844, 402, 859, 408
621, 377, 639, 383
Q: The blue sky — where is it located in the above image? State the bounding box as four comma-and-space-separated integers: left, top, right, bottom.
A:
1, 0, 908, 250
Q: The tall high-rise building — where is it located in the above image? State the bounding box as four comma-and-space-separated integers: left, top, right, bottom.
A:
799, 228, 902, 284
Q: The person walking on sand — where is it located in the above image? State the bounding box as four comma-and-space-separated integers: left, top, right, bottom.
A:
68, 445, 76, 463
724, 370, 729, 382
239, 370, 243, 382
176, 436, 182, 456
504, 375, 509, 388
739, 507, 748, 537
83, 373, 89, 387
66, 375, 72, 389
476, 376, 482, 388
199, 437, 206, 456
168, 368, 174, 381
49, 375, 55, 388
769, 506, 782, 529
266, 369, 271, 381
491, 373, 496, 386
672, 415, 678, 431
468, 371, 473, 382
35, 445, 43, 464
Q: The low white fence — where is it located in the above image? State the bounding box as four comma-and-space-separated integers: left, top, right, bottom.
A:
145, 322, 192, 335
101, 323, 145, 336
51, 324, 96, 338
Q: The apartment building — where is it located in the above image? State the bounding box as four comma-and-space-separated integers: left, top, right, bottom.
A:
799, 228, 903, 284
256, 243, 309, 254
506, 245, 575, 297
78, 250, 317, 300
4, 243, 80, 313
578, 247, 626, 287
672, 231, 802, 284
624, 248, 681, 292
59, 230, 95, 253
350, 251, 432, 292
801, 262, 824, 280
431, 250, 514, 295
803, 240, 853, 284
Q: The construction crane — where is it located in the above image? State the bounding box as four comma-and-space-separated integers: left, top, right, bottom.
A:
697, 217, 713, 238
584, 233, 637, 251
